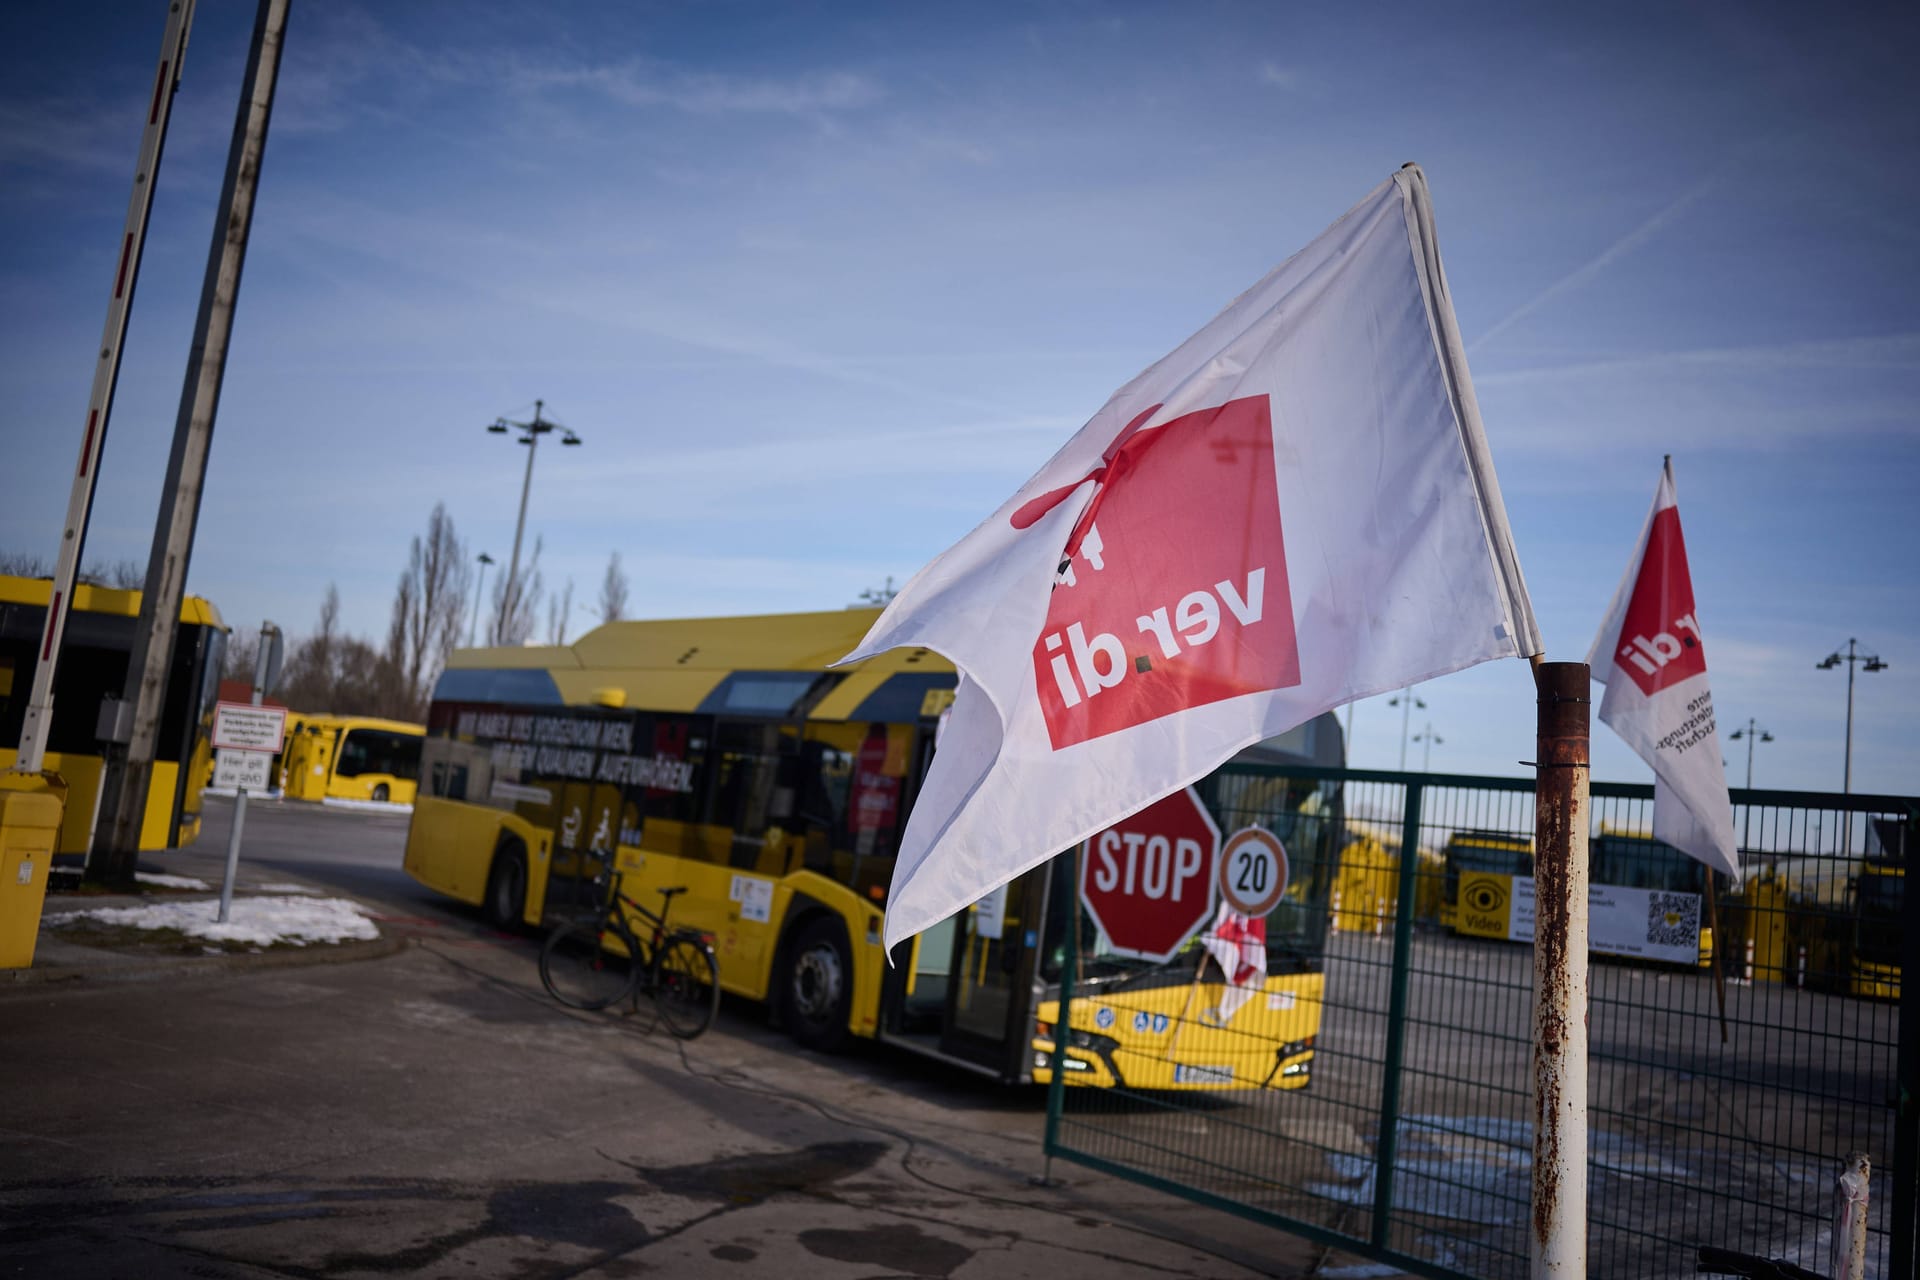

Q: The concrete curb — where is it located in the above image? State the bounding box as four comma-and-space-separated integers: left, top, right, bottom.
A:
1, 932, 412, 992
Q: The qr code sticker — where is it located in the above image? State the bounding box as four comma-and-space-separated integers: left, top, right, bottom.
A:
1647, 892, 1699, 947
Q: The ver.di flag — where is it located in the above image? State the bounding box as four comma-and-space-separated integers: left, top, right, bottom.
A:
1587, 459, 1739, 878
844, 165, 1543, 950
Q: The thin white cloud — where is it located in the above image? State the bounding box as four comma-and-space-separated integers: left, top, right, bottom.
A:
506, 59, 885, 117
1469, 168, 1725, 354
1475, 333, 1920, 387
1259, 61, 1300, 90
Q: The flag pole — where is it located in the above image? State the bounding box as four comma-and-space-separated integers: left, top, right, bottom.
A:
1532, 661, 1589, 1280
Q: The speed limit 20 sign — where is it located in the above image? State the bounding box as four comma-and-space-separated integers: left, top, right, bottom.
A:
1218, 827, 1289, 917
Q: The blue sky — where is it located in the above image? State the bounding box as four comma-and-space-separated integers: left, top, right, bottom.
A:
3, 2, 1915, 793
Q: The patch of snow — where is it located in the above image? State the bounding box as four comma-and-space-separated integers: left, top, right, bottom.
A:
47, 896, 379, 947
258, 883, 317, 894
320, 798, 413, 814
134, 872, 210, 890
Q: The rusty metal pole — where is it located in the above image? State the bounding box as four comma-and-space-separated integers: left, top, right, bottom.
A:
1831, 1152, 1870, 1280
1532, 662, 1589, 1279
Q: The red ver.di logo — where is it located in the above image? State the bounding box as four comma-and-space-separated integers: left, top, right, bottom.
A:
1016, 395, 1300, 750
1615, 507, 1706, 697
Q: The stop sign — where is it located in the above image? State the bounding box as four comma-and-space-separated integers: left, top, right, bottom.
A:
1080, 786, 1222, 963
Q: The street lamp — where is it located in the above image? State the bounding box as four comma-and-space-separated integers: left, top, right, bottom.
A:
1817, 639, 1885, 796
469, 551, 494, 647
1388, 687, 1426, 773
1728, 718, 1774, 852
486, 400, 582, 640
1412, 721, 1444, 773
1727, 719, 1774, 791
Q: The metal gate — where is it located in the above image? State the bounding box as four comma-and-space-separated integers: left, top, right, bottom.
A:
1042, 764, 1916, 1279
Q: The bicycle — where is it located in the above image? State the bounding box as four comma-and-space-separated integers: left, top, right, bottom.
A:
538, 849, 721, 1039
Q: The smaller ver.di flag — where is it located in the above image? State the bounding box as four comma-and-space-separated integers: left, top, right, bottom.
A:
1587, 458, 1739, 878
845, 165, 1544, 951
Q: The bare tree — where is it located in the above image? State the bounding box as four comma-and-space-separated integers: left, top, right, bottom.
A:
490, 536, 543, 646
223, 625, 262, 685
546, 577, 576, 646
0, 550, 52, 577
102, 559, 145, 590
385, 503, 470, 715
598, 551, 629, 623
2, 552, 147, 588
275, 583, 416, 719
279, 585, 345, 713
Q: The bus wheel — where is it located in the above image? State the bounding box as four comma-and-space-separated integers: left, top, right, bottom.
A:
371, 783, 390, 803
782, 916, 851, 1052
484, 841, 527, 930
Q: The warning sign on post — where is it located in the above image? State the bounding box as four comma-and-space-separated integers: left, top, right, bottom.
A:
212, 702, 288, 752
213, 748, 273, 792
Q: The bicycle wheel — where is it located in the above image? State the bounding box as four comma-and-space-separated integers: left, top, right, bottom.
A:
540, 917, 641, 1011
651, 936, 720, 1039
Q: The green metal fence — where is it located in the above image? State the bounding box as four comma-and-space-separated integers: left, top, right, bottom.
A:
1043, 764, 1917, 1279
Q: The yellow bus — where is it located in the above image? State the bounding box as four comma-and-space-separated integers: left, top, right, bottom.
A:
280, 714, 424, 804
1849, 817, 1907, 999
0, 572, 225, 857
1446, 826, 1714, 967
403, 608, 1334, 1089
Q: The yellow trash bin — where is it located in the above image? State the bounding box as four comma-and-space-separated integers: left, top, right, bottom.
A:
1, 772, 68, 970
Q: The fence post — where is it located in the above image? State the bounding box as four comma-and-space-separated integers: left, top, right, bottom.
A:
1830, 1152, 1869, 1280
1040, 903, 1077, 1179
1369, 778, 1424, 1248
1892, 801, 1919, 1280
1531, 663, 1589, 1280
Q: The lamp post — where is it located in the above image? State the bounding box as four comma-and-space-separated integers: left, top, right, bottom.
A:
1388, 687, 1426, 773
1727, 719, 1774, 791
469, 551, 494, 647
1728, 718, 1773, 852
1412, 721, 1444, 773
1413, 721, 1443, 771
1817, 639, 1885, 796
487, 400, 581, 641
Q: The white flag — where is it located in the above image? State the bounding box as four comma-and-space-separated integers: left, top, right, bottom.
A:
845, 165, 1543, 950
1587, 460, 1739, 879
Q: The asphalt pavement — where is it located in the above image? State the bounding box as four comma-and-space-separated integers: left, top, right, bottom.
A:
1, 795, 1356, 1280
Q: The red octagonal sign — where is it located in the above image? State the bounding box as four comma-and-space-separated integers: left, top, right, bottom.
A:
1080, 786, 1222, 963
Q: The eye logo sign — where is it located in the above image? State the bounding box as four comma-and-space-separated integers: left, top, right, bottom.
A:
1463, 878, 1508, 915
1017, 396, 1302, 751
1614, 507, 1706, 697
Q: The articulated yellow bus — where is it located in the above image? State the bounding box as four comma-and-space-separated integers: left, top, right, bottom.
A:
403, 608, 1334, 1089
279, 714, 424, 804
0, 573, 225, 856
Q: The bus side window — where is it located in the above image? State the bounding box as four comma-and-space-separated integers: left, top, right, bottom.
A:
790, 722, 909, 899
706, 721, 797, 870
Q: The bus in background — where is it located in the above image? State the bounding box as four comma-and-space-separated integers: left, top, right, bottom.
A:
0, 572, 225, 857
1438, 829, 1533, 930
280, 714, 424, 804
403, 608, 1336, 1090
1851, 816, 1907, 1000
1448, 825, 1714, 967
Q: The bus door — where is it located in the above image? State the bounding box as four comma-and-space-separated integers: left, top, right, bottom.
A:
885, 865, 1047, 1079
